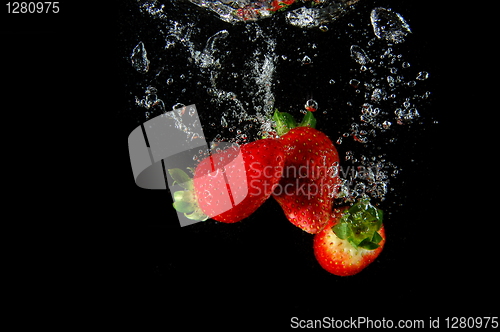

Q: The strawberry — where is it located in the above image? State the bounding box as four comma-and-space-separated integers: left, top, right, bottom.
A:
168, 138, 285, 223
271, 110, 340, 234
313, 199, 386, 276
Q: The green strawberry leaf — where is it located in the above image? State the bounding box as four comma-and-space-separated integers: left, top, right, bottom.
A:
173, 190, 185, 201
273, 109, 297, 136
272, 109, 317, 136
357, 238, 380, 250
168, 168, 208, 221
173, 200, 195, 214
335, 198, 384, 251
332, 222, 352, 240
371, 231, 383, 244
299, 110, 316, 128
184, 208, 208, 221
168, 168, 193, 190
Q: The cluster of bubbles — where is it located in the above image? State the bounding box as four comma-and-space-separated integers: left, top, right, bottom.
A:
334, 7, 431, 146
132, 1, 279, 141
329, 7, 431, 203
128, 1, 432, 204
336, 151, 400, 203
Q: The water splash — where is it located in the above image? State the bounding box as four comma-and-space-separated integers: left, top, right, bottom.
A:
337, 14, 430, 146
131, 41, 150, 74
187, 0, 360, 26
286, 0, 361, 29
370, 7, 411, 44
350, 45, 370, 66
135, 86, 165, 119
126, 1, 432, 205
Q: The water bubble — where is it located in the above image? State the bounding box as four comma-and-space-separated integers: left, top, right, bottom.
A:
395, 107, 420, 124
301, 55, 312, 65
329, 79, 336, 85
166, 78, 174, 85
402, 62, 411, 69
188, 106, 196, 116
286, 7, 322, 29
350, 45, 370, 65
135, 86, 165, 113
172, 103, 185, 111
131, 41, 150, 74
349, 78, 361, 88
370, 7, 411, 44
416, 71, 429, 80
305, 99, 318, 112
221, 116, 228, 128
371, 88, 386, 102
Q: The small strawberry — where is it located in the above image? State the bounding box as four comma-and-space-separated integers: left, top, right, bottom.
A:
313, 199, 386, 276
271, 110, 340, 234
168, 138, 285, 223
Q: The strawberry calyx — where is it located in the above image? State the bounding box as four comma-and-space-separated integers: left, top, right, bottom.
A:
272, 109, 316, 136
332, 198, 384, 250
168, 168, 209, 221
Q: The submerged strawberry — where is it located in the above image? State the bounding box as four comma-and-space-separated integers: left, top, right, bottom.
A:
271, 110, 340, 234
313, 199, 386, 276
169, 138, 285, 223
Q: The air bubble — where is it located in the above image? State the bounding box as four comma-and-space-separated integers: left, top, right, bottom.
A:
131, 41, 150, 74
221, 116, 228, 127
305, 99, 318, 112
416, 71, 429, 80
172, 103, 185, 110
301, 55, 312, 65
350, 45, 370, 65
349, 79, 361, 88
371, 7, 411, 44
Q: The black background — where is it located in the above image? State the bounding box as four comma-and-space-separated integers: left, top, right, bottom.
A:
2, 0, 495, 328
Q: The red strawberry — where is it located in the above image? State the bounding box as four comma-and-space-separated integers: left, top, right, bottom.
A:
313, 199, 386, 276
271, 111, 340, 234
169, 138, 285, 223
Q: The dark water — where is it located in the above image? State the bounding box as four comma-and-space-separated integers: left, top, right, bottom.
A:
3, 0, 493, 327
104, 0, 497, 327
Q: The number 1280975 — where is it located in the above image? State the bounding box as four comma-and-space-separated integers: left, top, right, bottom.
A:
6, 2, 59, 14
